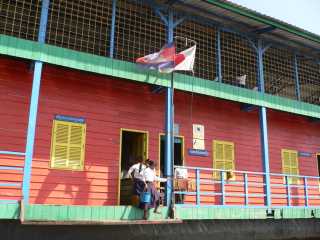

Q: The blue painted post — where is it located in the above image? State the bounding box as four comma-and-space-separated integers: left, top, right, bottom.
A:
109, 0, 117, 58
221, 171, 225, 205
196, 169, 200, 205
285, 176, 291, 206
244, 173, 249, 205
293, 54, 301, 101
165, 9, 174, 207
304, 177, 309, 207
257, 39, 271, 209
22, 0, 50, 204
216, 28, 222, 82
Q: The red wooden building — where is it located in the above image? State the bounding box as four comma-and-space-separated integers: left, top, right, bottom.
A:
0, 0, 320, 225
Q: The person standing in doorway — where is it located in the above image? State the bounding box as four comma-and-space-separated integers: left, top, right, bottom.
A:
126, 156, 147, 205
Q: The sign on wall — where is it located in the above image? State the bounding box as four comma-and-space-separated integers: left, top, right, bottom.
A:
192, 124, 205, 150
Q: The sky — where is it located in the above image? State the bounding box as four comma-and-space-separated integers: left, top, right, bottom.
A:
229, 0, 320, 35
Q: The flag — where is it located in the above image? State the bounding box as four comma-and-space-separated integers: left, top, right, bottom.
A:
136, 43, 196, 73
136, 42, 176, 73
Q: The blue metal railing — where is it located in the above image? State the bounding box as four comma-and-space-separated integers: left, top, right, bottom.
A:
173, 165, 320, 208
0, 151, 25, 204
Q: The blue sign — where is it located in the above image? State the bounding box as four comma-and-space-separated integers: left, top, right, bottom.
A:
188, 149, 209, 157
298, 151, 312, 157
55, 114, 85, 124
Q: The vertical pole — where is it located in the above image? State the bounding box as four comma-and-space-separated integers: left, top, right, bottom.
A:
244, 173, 248, 205
221, 171, 225, 205
257, 39, 271, 209
293, 54, 301, 101
304, 177, 309, 207
196, 169, 200, 205
216, 28, 222, 82
165, 9, 174, 207
285, 176, 291, 206
109, 0, 117, 58
22, 0, 50, 204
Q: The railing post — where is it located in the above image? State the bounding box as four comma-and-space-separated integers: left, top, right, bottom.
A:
244, 173, 249, 206
109, 0, 117, 58
257, 39, 272, 209
216, 28, 222, 82
221, 171, 225, 205
22, 0, 50, 205
285, 176, 291, 206
304, 177, 309, 207
196, 169, 200, 205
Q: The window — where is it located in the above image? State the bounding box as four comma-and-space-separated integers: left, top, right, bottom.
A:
282, 149, 299, 184
213, 140, 235, 179
50, 120, 86, 170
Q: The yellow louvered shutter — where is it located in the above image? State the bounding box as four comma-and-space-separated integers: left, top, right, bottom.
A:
213, 140, 235, 179
51, 120, 86, 170
282, 149, 299, 184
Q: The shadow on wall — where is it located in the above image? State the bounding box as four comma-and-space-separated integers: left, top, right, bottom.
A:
35, 169, 90, 205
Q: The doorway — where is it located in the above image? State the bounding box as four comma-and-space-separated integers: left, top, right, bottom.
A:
119, 129, 148, 205
159, 134, 184, 177
317, 153, 320, 177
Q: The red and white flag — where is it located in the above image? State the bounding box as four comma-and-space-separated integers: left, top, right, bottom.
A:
136, 43, 196, 73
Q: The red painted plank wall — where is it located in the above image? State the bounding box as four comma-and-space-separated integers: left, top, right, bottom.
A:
0, 57, 32, 201
0, 56, 319, 206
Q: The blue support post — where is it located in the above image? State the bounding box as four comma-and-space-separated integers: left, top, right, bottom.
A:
304, 177, 309, 207
164, 9, 174, 207
216, 28, 222, 82
196, 169, 200, 205
22, 0, 50, 204
244, 173, 249, 205
257, 39, 271, 209
293, 54, 301, 101
221, 172, 225, 205
109, 0, 117, 58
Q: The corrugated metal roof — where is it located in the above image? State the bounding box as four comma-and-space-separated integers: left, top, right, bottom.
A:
171, 0, 320, 57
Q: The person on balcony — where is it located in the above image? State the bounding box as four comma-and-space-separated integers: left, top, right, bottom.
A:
126, 156, 147, 206
141, 159, 167, 220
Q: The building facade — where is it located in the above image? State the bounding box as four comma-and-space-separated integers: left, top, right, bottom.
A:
0, 0, 320, 224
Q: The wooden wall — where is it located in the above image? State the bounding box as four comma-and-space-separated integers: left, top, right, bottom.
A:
0, 56, 319, 206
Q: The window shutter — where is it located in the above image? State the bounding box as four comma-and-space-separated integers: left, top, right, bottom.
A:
213, 141, 235, 179
282, 149, 299, 184
50, 120, 86, 170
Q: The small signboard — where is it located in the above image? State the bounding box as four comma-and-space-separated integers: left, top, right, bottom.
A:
55, 114, 85, 124
188, 148, 209, 157
298, 151, 312, 157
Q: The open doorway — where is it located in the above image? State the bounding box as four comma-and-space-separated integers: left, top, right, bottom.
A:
159, 134, 184, 177
317, 153, 320, 177
119, 129, 148, 205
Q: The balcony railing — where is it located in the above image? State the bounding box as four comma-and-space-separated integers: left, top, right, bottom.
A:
173, 165, 320, 207
0, 151, 25, 204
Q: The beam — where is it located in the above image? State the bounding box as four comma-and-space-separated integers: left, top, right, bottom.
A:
252, 26, 276, 35
22, 0, 50, 204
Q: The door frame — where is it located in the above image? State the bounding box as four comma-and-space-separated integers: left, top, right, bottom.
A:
158, 133, 185, 176
117, 128, 149, 205
316, 153, 320, 176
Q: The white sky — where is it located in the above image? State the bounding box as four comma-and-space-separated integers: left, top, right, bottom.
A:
229, 0, 320, 35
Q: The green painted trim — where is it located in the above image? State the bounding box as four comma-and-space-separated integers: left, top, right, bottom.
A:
205, 0, 320, 44
0, 203, 20, 219
0, 34, 319, 118
24, 204, 169, 221
175, 206, 320, 220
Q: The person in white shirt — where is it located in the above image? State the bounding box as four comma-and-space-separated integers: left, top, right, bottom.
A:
126, 156, 147, 198
141, 159, 167, 219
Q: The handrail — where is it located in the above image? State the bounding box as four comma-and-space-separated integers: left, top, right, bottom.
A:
173, 165, 320, 207
0, 150, 24, 204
